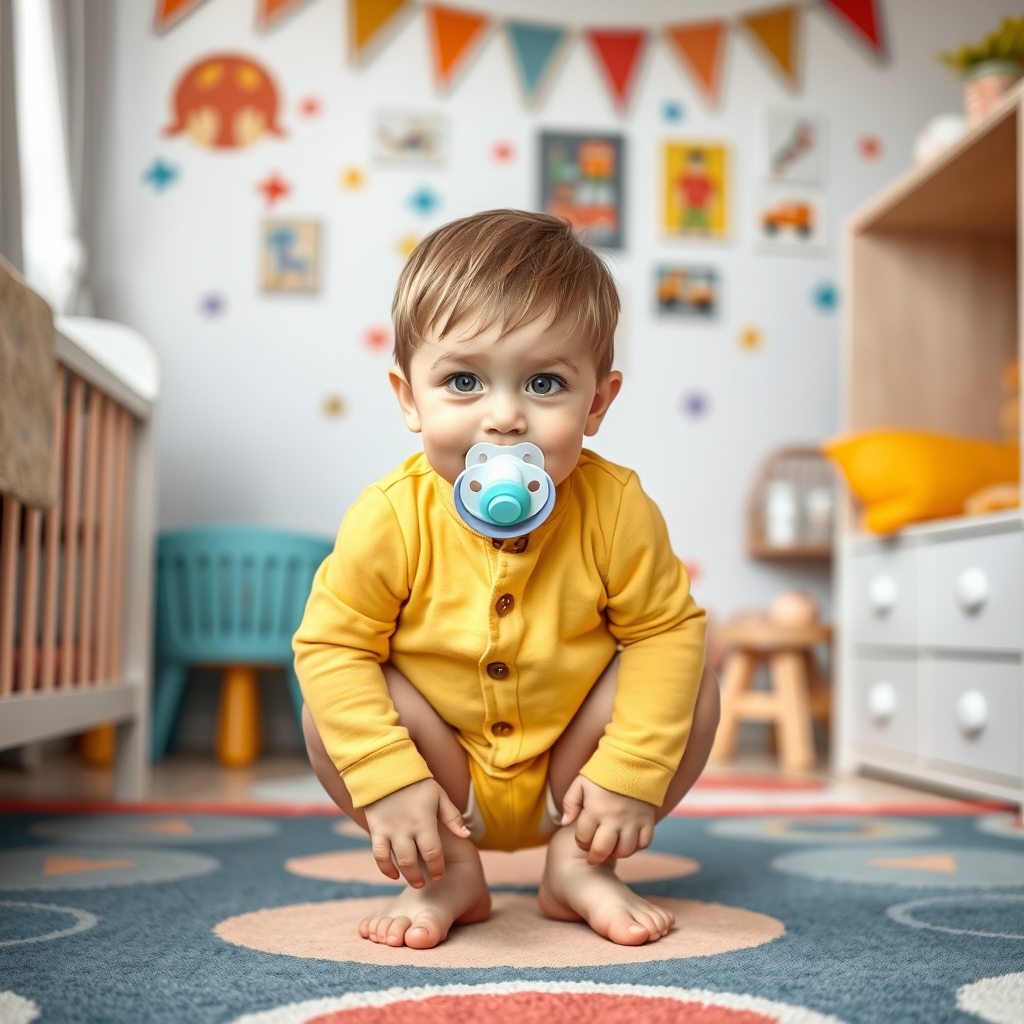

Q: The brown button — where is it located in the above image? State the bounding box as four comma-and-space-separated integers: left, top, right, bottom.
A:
491, 721, 514, 736
492, 538, 503, 550
487, 661, 509, 679
508, 535, 529, 553
495, 594, 514, 616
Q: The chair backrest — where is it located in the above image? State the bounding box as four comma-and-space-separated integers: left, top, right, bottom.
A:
156, 524, 332, 664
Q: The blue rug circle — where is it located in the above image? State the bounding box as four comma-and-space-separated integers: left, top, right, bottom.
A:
29, 814, 277, 845
0, 901, 97, 946
976, 814, 1024, 842
888, 894, 1024, 939
772, 846, 1024, 887
0, 847, 219, 890
709, 816, 936, 844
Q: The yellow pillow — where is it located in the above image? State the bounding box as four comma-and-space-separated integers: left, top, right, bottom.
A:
822, 431, 1019, 534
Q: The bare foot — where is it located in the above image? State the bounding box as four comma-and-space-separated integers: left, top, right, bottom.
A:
359, 832, 491, 949
538, 826, 674, 946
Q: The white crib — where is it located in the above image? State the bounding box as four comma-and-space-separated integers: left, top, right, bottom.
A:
0, 317, 159, 799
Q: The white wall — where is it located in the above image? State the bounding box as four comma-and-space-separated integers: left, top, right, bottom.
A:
91, 0, 1018, 619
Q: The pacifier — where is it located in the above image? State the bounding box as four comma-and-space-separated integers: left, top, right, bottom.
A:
453, 442, 556, 539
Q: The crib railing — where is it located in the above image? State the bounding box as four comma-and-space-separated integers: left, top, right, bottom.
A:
0, 318, 158, 798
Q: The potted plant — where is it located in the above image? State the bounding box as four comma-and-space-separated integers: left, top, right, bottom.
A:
940, 16, 1024, 125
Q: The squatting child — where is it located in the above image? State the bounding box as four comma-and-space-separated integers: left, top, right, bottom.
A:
293, 209, 720, 950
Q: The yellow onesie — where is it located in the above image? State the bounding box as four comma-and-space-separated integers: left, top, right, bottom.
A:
293, 449, 706, 851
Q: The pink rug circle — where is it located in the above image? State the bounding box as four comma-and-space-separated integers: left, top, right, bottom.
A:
214, 893, 783, 967
286, 847, 698, 887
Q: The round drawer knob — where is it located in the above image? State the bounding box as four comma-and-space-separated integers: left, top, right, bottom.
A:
868, 575, 898, 617
867, 681, 897, 724
955, 690, 988, 737
956, 568, 988, 615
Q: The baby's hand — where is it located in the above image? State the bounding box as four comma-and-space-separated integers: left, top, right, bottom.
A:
363, 778, 471, 887
560, 775, 656, 866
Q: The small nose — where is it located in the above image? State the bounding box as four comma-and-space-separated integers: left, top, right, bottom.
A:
482, 391, 526, 435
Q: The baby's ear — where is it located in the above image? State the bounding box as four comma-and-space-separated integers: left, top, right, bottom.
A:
584, 370, 623, 436
389, 366, 422, 433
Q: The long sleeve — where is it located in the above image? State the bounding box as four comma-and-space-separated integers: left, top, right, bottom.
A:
580, 471, 707, 806
292, 486, 433, 806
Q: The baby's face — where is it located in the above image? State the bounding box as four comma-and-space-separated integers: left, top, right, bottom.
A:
390, 311, 622, 487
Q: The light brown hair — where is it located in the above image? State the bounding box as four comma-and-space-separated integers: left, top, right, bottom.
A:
392, 209, 619, 378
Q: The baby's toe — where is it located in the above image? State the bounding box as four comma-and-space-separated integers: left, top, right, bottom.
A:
404, 913, 444, 949
358, 916, 373, 939
386, 916, 412, 946
373, 915, 395, 943
605, 907, 652, 946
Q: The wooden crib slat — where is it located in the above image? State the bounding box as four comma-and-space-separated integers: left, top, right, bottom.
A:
77, 388, 104, 686
17, 508, 43, 692
107, 409, 132, 683
93, 400, 118, 685
0, 496, 20, 696
40, 367, 67, 691
60, 376, 86, 689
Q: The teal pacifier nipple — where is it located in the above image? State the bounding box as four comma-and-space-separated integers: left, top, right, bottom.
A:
482, 481, 531, 524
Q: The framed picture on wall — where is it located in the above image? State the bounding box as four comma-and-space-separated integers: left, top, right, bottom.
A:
539, 131, 624, 249
766, 110, 826, 184
655, 265, 719, 319
663, 141, 730, 240
260, 219, 321, 293
754, 190, 826, 253
373, 110, 447, 164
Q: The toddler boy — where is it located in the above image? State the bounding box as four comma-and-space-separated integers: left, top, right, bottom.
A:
294, 209, 719, 950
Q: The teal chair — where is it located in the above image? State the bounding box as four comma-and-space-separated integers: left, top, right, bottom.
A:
152, 524, 333, 762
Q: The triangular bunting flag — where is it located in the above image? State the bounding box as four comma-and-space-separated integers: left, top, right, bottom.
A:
43, 856, 137, 877
818, 0, 887, 61
740, 5, 802, 91
868, 854, 958, 874
505, 21, 571, 108
585, 29, 648, 114
426, 6, 492, 92
153, 0, 210, 33
129, 819, 194, 835
256, 0, 316, 32
348, 0, 414, 65
664, 20, 728, 107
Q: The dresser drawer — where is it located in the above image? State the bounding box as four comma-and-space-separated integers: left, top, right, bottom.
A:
932, 530, 1023, 652
926, 658, 1021, 780
851, 655, 918, 755
849, 545, 919, 646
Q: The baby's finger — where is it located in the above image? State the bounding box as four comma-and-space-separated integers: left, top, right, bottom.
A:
392, 836, 425, 889
638, 823, 655, 851
587, 823, 619, 866
612, 825, 639, 860
437, 790, 471, 839
416, 828, 446, 882
573, 808, 598, 851
560, 778, 584, 826
371, 834, 400, 880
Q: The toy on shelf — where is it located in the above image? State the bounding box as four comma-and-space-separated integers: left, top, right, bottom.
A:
747, 447, 835, 560
940, 16, 1024, 125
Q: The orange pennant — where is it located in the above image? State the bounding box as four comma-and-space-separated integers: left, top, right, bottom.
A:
348, 0, 414, 65
664, 21, 728, 106
152, 0, 210, 33
740, 5, 801, 90
129, 819, 194, 835
426, 6, 491, 92
868, 854, 958, 874
44, 856, 137, 877
585, 29, 647, 113
256, 0, 315, 31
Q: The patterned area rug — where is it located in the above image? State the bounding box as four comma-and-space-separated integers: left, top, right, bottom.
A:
1, 799, 1023, 1024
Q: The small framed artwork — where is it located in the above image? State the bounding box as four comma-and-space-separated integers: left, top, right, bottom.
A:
655, 265, 719, 319
754, 190, 825, 253
260, 219, 321, 293
663, 141, 730, 240
539, 131, 624, 249
766, 109, 826, 184
373, 110, 447, 164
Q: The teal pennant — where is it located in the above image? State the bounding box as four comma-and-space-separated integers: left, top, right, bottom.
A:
504, 21, 570, 107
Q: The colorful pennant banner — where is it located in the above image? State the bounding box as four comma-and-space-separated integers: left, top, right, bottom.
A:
505, 21, 571, 108
818, 0, 886, 60
585, 29, 648, 114
255, 0, 316, 31
426, 5, 491, 92
664, 20, 729, 107
153, 0, 210, 33
348, 0, 414, 64
740, 5, 801, 91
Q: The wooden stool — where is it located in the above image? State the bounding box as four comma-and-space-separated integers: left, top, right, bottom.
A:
709, 619, 832, 772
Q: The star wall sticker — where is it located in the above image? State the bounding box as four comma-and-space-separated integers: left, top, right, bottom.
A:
408, 186, 440, 216
142, 157, 180, 192
812, 281, 838, 312
256, 172, 292, 208
340, 166, 366, 190
492, 140, 516, 162
662, 100, 685, 123
297, 96, 322, 117
199, 292, 226, 317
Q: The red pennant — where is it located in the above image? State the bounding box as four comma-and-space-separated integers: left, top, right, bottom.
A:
818, 0, 886, 60
256, 0, 315, 31
153, 0, 209, 33
585, 29, 647, 113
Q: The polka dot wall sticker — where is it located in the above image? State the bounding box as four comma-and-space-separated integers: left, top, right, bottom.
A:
199, 292, 226, 317
976, 813, 1024, 841
680, 391, 710, 418
408, 186, 440, 215
710, 816, 937, 845
395, 234, 420, 259
492, 140, 516, 162
683, 559, 703, 582
257, 172, 292, 208
857, 134, 883, 160
738, 326, 762, 351
322, 394, 347, 419
363, 326, 392, 353
812, 281, 838, 311
141, 157, 179, 192
215, 896, 784, 968
889, 894, 1024, 942
297, 96, 323, 117
958, 971, 1024, 1023
224, 982, 849, 1024
0, 990, 39, 1024
0, 901, 97, 947
30, 814, 277, 846
340, 166, 367, 190
0, 847, 218, 891
662, 100, 685, 122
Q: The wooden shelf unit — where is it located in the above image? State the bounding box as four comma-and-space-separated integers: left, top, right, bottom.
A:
836, 86, 1023, 809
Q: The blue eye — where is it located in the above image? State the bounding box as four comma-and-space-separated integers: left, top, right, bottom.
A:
447, 373, 481, 393
526, 374, 564, 395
